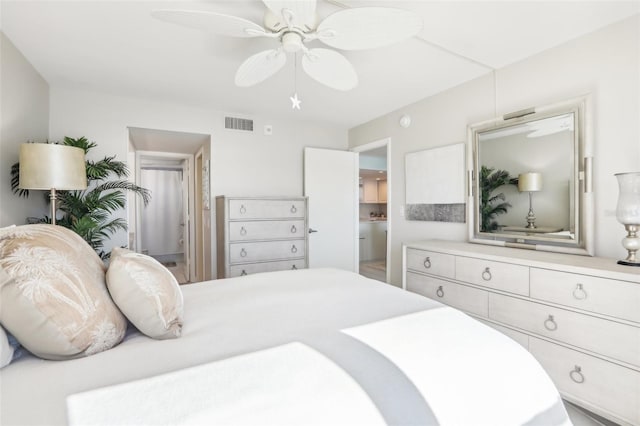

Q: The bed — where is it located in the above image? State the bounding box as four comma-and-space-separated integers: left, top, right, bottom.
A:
1, 267, 570, 426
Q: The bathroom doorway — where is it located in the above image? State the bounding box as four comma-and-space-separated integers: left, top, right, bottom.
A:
352, 138, 391, 283
128, 127, 211, 284
139, 158, 190, 283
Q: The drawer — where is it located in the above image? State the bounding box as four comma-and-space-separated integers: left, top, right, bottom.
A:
531, 268, 640, 324
229, 259, 307, 277
530, 337, 640, 425
476, 319, 529, 350
489, 293, 640, 367
228, 199, 305, 219
455, 256, 529, 296
406, 272, 488, 317
229, 240, 305, 263
406, 248, 455, 279
228, 220, 305, 242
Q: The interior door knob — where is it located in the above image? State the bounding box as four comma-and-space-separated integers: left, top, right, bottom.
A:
308, 228, 318, 233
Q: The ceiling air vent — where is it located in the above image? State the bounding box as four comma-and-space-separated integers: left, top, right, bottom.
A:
225, 116, 254, 132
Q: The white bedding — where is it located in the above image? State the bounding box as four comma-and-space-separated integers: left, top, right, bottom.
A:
0, 268, 570, 425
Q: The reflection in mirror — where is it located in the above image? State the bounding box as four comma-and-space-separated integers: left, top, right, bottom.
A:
468, 97, 594, 256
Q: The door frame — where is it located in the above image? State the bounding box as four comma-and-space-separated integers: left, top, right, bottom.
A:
193, 148, 205, 282
351, 138, 391, 284
135, 150, 196, 282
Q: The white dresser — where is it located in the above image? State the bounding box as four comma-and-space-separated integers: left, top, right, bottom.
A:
216, 196, 308, 278
403, 240, 640, 426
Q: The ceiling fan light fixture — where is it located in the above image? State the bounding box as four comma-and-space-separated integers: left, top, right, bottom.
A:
152, 1, 422, 91
282, 32, 304, 53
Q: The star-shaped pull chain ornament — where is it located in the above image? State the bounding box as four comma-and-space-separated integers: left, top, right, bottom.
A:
290, 53, 301, 111
290, 93, 301, 110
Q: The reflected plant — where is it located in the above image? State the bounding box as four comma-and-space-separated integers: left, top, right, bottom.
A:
480, 166, 518, 232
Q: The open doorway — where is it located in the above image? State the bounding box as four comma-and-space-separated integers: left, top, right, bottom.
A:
128, 127, 211, 284
352, 138, 391, 283
139, 157, 190, 282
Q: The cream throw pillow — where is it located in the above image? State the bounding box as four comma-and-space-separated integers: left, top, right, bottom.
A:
107, 248, 183, 339
0, 224, 127, 360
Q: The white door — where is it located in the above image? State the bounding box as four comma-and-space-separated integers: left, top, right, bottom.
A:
304, 147, 359, 271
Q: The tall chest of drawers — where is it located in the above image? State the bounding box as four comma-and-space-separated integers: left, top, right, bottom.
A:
403, 240, 640, 426
216, 196, 308, 278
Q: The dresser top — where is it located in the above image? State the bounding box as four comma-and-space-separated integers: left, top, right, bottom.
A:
405, 240, 640, 283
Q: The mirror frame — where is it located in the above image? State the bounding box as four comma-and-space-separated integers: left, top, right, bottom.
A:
466, 96, 594, 256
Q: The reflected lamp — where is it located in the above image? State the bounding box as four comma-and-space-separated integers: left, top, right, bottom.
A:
518, 172, 543, 229
19, 143, 87, 225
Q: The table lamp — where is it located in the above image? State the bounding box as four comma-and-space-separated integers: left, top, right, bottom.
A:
19, 143, 87, 225
615, 172, 640, 266
518, 172, 543, 229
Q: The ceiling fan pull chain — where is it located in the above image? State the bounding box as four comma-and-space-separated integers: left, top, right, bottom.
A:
289, 52, 301, 110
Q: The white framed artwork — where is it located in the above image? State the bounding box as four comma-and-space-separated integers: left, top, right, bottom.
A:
405, 142, 465, 222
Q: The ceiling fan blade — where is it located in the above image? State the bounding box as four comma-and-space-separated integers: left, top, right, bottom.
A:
301, 48, 358, 91
317, 7, 423, 50
235, 49, 287, 87
262, 0, 317, 29
151, 9, 268, 38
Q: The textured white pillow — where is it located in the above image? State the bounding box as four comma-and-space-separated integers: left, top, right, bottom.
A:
0, 324, 14, 368
107, 248, 183, 339
0, 224, 127, 360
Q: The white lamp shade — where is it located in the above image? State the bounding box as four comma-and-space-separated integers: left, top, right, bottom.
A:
615, 172, 640, 224
19, 144, 87, 190
518, 172, 543, 192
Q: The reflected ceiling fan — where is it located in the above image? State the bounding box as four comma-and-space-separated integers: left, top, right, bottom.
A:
152, 1, 423, 91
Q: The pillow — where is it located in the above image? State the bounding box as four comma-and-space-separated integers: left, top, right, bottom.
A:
0, 325, 14, 368
0, 224, 127, 360
107, 248, 183, 340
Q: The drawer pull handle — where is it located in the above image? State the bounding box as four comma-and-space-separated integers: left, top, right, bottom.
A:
482, 267, 492, 281
436, 286, 444, 298
291, 245, 298, 254
544, 315, 558, 331
569, 365, 584, 384
240, 269, 247, 276
240, 248, 247, 258
423, 257, 431, 269
240, 226, 247, 236
291, 265, 297, 270
291, 225, 297, 234
572, 283, 587, 300
239, 205, 246, 214
290, 205, 297, 213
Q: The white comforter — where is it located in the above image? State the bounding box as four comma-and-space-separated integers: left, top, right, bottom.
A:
0, 268, 570, 425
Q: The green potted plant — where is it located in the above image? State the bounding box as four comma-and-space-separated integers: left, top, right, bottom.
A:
11, 136, 150, 259
479, 165, 518, 232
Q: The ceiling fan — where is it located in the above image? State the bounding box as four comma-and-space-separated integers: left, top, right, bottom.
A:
152, 1, 423, 91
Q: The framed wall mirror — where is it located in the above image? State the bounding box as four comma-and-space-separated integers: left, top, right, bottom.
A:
467, 96, 594, 255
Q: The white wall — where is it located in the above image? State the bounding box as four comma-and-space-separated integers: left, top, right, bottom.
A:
49, 88, 348, 275
349, 15, 640, 286
0, 32, 50, 226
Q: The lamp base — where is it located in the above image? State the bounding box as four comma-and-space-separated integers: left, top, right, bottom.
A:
617, 260, 640, 267
619, 224, 639, 266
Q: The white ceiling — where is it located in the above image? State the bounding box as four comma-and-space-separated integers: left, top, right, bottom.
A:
1, 1, 637, 128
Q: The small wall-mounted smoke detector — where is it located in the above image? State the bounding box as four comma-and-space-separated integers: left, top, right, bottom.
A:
399, 115, 411, 128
